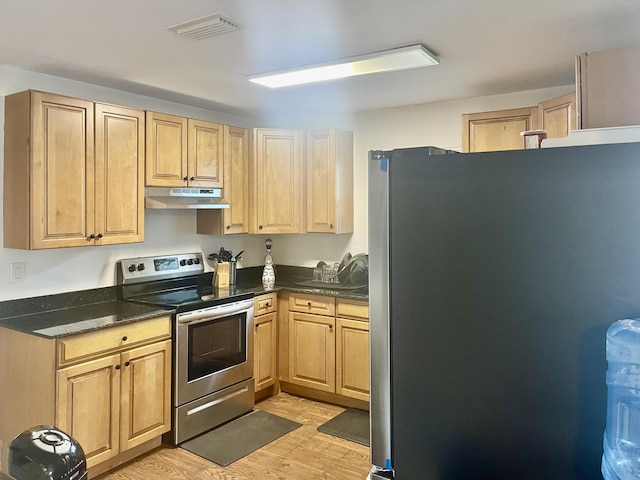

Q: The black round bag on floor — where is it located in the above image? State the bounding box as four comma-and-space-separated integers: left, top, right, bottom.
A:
8, 426, 87, 480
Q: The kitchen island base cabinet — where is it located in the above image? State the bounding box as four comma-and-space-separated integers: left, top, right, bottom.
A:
0, 316, 171, 477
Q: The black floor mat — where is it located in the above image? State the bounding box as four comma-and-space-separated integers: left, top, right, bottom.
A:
317, 408, 370, 446
180, 410, 301, 466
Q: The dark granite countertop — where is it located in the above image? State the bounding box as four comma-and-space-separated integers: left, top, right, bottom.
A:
0, 265, 367, 339
234, 265, 369, 300
0, 299, 173, 338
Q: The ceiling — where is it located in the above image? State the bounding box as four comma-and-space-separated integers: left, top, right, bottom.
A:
1, 0, 640, 120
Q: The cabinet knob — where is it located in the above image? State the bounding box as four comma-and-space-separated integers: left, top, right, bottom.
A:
190, 176, 195, 181
122, 336, 128, 342
87, 234, 95, 240
124, 361, 130, 367
307, 301, 312, 307
258, 225, 263, 230
115, 365, 121, 370
183, 176, 188, 182
96, 233, 103, 239
329, 324, 333, 330
255, 324, 259, 329
226, 225, 231, 230
330, 224, 334, 229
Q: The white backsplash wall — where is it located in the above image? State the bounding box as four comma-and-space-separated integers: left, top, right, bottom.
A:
0, 65, 574, 300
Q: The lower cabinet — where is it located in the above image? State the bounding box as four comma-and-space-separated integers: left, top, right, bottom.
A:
336, 299, 370, 402
56, 340, 172, 467
0, 315, 171, 477
288, 310, 336, 392
253, 293, 278, 392
285, 293, 369, 402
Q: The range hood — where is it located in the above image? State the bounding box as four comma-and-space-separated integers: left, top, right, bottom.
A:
145, 187, 230, 209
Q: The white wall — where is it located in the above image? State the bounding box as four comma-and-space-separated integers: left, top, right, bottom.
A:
0, 65, 574, 301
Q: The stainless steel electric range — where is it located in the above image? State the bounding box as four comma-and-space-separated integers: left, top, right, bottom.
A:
117, 252, 255, 444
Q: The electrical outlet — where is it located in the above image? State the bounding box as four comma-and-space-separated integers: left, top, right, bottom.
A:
10, 262, 25, 284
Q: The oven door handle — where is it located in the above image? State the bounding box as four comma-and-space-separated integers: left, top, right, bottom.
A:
177, 300, 254, 325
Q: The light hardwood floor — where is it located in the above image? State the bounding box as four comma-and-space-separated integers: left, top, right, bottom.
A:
96, 393, 371, 480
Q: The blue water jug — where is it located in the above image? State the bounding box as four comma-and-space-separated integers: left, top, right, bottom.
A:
602, 319, 640, 479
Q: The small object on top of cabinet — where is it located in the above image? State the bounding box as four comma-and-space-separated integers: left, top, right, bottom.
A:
520, 130, 547, 149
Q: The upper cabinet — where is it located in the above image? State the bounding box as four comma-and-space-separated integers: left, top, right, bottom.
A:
146, 112, 223, 188
3, 91, 145, 249
196, 125, 251, 235
251, 128, 304, 234
577, 47, 640, 129
538, 92, 577, 138
462, 93, 577, 153
306, 129, 354, 234
462, 107, 538, 153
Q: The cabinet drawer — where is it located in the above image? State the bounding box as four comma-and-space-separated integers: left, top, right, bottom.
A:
57, 316, 171, 367
254, 293, 277, 316
289, 293, 335, 316
336, 299, 369, 321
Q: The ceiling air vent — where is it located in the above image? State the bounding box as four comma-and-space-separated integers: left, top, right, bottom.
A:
167, 14, 243, 40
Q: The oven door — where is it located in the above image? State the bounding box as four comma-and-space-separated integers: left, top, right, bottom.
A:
175, 298, 254, 406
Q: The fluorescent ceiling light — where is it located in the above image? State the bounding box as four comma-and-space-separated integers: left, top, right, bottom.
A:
248, 44, 439, 88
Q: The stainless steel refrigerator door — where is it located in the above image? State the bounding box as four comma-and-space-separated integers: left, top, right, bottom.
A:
368, 150, 392, 471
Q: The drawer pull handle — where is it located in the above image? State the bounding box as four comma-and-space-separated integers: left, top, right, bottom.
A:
122, 336, 128, 342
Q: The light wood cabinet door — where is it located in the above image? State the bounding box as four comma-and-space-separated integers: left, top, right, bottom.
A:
32, 92, 95, 248
56, 354, 121, 468
253, 128, 304, 234
336, 318, 370, 402
145, 111, 187, 186
196, 126, 250, 235
95, 104, 145, 245
462, 107, 538, 153
4, 91, 96, 249
120, 340, 171, 451
222, 125, 250, 233
538, 93, 577, 140
254, 312, 277, 392
306, 129, 354, 234
187, 118, 224, 188
288, 311, 335, 392
3, 91, 146, 249
577, 47, 640, 129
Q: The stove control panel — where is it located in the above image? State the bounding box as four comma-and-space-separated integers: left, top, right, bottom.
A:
118, 252, 205, 283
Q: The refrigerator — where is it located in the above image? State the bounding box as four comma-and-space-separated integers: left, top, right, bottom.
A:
368, 143, 640, 480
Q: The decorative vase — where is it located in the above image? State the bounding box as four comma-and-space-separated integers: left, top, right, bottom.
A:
262, 238, 276, 290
